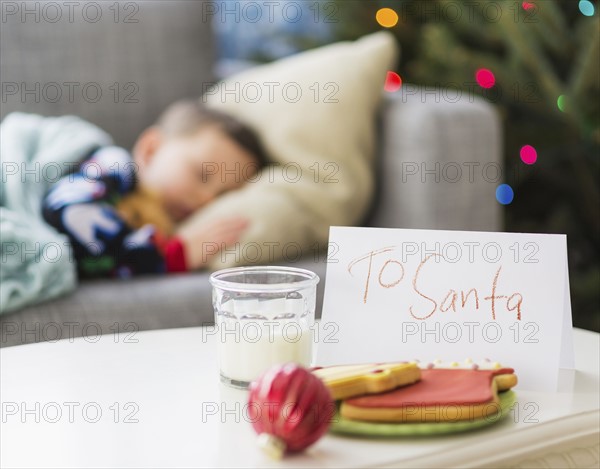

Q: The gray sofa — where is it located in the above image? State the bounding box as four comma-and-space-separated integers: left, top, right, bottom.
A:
0, 1, 501, 347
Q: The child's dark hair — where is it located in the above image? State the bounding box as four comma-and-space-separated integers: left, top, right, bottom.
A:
157, 99, 269, 168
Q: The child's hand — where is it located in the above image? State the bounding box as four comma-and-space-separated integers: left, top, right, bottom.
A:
176, 217, 249, 270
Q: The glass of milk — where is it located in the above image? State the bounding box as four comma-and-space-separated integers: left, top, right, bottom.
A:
209, 266, 320, 389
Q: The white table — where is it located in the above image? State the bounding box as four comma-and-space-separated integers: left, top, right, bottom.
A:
1, 327, 598, 469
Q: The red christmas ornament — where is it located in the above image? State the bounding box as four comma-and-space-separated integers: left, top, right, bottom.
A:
248, 363, 334, 459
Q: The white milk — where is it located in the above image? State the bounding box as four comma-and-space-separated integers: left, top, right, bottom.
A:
217, 322, 313, 384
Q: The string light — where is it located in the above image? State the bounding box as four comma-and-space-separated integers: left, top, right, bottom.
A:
496, 184, 514, 205
520, 145, 538, 165
557, 95, 569, 112
578, 0, 595, 16
376, 8, 399, 28
475, 68, 495, 89
385, 71, 402, 92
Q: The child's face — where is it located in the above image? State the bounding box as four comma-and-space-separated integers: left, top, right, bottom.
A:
134, 125, 259, 222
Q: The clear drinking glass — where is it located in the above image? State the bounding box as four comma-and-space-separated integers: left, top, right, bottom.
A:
209, 266, 320, 389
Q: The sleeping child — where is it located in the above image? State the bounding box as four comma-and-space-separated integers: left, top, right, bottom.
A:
42, 100, 267, 278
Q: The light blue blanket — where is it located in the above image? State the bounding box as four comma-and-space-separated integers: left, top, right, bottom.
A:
0, 112, 112, 314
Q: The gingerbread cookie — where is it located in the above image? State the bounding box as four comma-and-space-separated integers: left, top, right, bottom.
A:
312, 363, 421, 401
341, 367, 517, 423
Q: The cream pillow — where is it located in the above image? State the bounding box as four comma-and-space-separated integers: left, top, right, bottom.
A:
178, 32, 398, 268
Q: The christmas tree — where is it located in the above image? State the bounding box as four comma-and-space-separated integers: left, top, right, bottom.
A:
331, 0, 600, 331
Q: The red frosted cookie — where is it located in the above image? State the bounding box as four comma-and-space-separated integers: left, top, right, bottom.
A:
341, 368, 517, 423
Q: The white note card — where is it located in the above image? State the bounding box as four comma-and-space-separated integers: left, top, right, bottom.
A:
317, 227, 574, 392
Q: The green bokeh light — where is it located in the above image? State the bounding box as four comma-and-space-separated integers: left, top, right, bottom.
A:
557, 95, 569, 112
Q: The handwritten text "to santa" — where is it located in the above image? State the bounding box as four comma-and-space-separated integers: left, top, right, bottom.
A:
348, 248, 524, 321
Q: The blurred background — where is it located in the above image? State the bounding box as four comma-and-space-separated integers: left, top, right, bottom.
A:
212, 0, 599, 331
1, 0, 597, 333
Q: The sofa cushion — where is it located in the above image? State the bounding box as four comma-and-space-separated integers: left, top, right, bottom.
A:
370, 89, 502, 231
0, 260, 328, 348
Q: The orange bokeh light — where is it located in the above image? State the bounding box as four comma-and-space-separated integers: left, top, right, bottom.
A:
376, 8, 399, 28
